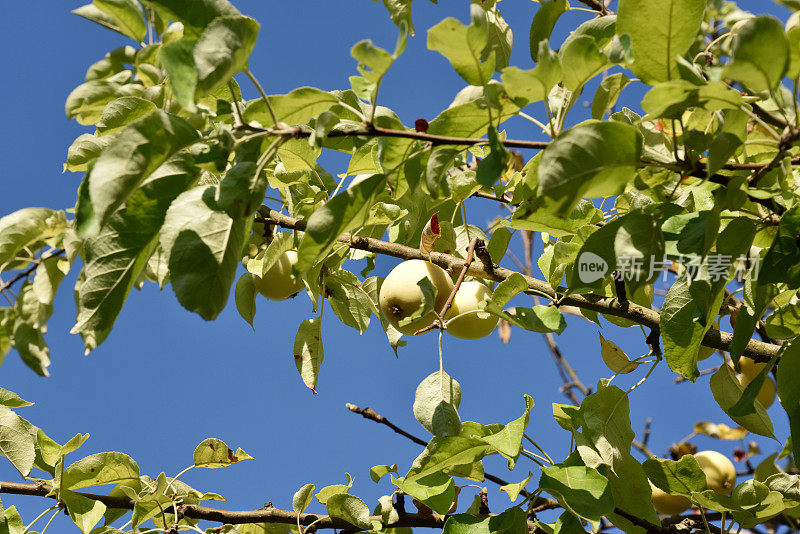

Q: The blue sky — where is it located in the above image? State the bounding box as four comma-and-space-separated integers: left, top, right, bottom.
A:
0, 0, 790, 530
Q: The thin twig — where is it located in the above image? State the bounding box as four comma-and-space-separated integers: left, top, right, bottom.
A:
415, 237, 480, 335
244, 69, 279, 128
0, 249, 65, 293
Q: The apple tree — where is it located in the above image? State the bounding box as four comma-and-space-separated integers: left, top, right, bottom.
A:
0, 0, 799, 533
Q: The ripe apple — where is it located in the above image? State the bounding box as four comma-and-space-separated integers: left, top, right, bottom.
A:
737, 357, 766, 380
694, 450, 736, 495
379, 260, 454, 335
252, 250, 304, 301
649, 482, 691, 516
736, 373, 776, 409
731, 358, 776, 409
444, 281, 498, 340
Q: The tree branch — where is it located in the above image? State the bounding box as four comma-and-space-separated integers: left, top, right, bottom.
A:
0, 249, 65, 292
240, 124, 550, 150
256, 209, 780, 363
0, 480, 446, 529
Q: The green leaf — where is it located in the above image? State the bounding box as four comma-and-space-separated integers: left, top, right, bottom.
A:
325, 270, 373, 334
60, 489, 107, 534
641, 80, 743, 119
158, 38, 199, 112
427, 5, 494, 86
295, 174, 386, 271
75, 110, 199, 236
529, 0, 568, 61
65, 133, 113, 172
0, 208, 58, 268
539, 465, 614, 523
316, 474, 353, 505
578, 384, 634, 468
95, 97, 157, 137
538, 121, 642, 215
560, 35, 607, 91
500, 472, 532, 502
159, 186, 251, 320
487, 273, 528, 309
65, 78, 143, 126
73, 4, 127, 36
591, 73, 630, 119
405, 434, 492, 484
62, 452, 140, 490
194, 15, 259, 95
413, 371, 462, 437
476, 127, 510, 187
554, 512, 585, 534
759, 206, 800, 288
442, 508, 527, 534
568, 212, 664, 293
381, 0, 415, 36
234, 273, 257, 327
0, 407, 36, 477
192, 438, 253, 468
724, 16, 789, 92
505, 198, 601, 238
217, 161, 267, 219
481, 303, 566, 334
777, 340, 800, 463
370, 464, 398, 483
707, 109, 748, 176
293, 483, 315, 513
243, 87, 340, 126
643, 456, 706, 494
12, 322, 50, 377
484, 5, 512, 70
710, 365, 775, 439
72, 154, 198, 352
616, 0, 706, 84
294, 316, 324, 393
479, 395, 533, 469
0, 388, 32, 409
661, 276, 720, 381
94, 0, 147, 41
326, 494, 372, 530
501, 44, 561, 107
351, 23, 406, 96
428, 91, 518, 139
487, 227, 512, 264
392, 473, 455, 516
140, 0, 242, 37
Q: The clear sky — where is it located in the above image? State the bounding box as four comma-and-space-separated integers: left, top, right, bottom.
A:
0, 1, 790, 530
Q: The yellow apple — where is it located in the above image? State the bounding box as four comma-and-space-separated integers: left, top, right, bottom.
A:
252, 250, 304, 301
730, 358, 776, 409
736, 373, 776, 409
379, 260, 454, 335
444, 281, 498, 340
694, 450, 736, 495
737, 357, 767, 381
649, 482, 691, 516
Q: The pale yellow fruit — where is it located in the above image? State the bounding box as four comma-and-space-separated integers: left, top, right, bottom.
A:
444, 282, 498, 340
649, 482, 691, 516
379, 260, 454, 335
736, 373, 776, 409
738, 357, 767, 381
694, 450, 736, 495
253, 250, 304, 301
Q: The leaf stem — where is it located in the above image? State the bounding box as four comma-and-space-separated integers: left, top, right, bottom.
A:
244, 69, 279, 128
